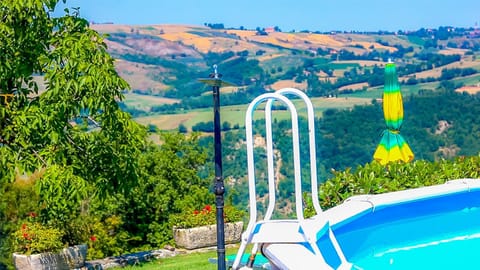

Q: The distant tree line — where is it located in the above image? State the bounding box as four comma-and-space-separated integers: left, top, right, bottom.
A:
204, 23, 225, 29
191, 121, 239, 132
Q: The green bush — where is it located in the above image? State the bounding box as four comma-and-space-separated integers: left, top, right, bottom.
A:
85, 215, 130, 260
171, 205, 244, 229
318, 155, 480, 209
11, 221, 64, 255
35, 165, 90, 246
0, 174, 43, 266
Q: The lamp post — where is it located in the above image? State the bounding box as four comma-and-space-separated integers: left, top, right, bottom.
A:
199, 65, 234, 270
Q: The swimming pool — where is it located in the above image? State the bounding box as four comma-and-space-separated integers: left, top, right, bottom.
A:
318, 179, 480, 269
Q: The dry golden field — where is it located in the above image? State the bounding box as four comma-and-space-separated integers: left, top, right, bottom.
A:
135, 112, 197, 130
438, 48, 469, 55
115, 60, 169, 92
269, 80, 308, 90
339, 82, 370, 91
399, 58, 480, 80
455, 85, 480, 94
334, 60, 386, 66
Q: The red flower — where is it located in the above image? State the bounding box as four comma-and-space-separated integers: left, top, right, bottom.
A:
203, 205, 212, 212
23, 233, 29, 239
89, 235, 97, 242
193, 210, 200, 215
21, 224, 27, 230
28, 212, 37, 218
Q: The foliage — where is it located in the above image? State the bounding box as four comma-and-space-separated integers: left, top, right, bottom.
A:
0, 0, 146, 266
1, 129, 215, 266
204, 51, 235, 67
84, 215, 130, 260
192, 121, 233, 132
317, 104, 384, 173
171, 205, 244, 229
35, 166, 89, 244
11, 220, 64, 255
263, 89, 480, 183
0, 175, 41, 230
0, 0, 146, 191
318, 155, 480, 209
0, 175, 42, 266
114, 132, 213, 248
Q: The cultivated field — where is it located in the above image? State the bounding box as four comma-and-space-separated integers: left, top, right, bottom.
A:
456, 85, 480, 94
116, 60, 170, 93
134, 96, 371, 131
269, 80, 308, 90
399, 58, 480, 80
123, 93, 179, 110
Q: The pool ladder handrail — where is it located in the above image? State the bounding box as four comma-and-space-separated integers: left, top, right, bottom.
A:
232, 88, 351, 270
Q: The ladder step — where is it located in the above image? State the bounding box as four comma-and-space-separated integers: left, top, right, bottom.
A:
250, 218, 329, 244
262, 243, 334, 270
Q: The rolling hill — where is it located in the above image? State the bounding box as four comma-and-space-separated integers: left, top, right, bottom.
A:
89, 23, 480, 131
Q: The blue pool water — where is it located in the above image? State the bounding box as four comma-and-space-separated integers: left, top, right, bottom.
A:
331, 190, 480, 269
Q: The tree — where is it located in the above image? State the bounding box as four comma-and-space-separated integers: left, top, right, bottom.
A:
0, 0, 145, 191
0, 0, 146, 255
123, 133, 212, 246
178, 123, 188, 133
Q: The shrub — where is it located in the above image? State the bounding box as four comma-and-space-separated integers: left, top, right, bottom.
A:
317, 156, 480, 209
85, 215, 129, 260
172, 205, 244, 229
0, 174, 43, 265
11, 221, 64, 255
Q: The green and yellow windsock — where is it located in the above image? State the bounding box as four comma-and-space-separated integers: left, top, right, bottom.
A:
373, 62, 414, 165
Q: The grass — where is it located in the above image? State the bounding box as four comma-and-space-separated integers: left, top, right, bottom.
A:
121, 252, 217, 270
328, 62, 361, 69
116, 247, 241, 270
258, 54, 305, 69
407, 35, 425, 46
452, 73, 480, 86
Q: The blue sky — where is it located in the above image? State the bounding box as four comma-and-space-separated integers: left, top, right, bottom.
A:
56, 0, 480, 32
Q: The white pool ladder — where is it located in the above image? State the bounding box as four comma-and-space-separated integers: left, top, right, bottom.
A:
231, 88, 351, 270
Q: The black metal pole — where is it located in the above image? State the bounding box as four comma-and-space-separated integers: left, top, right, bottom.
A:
212, 81, 226, 270
199, 65, 234, 270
